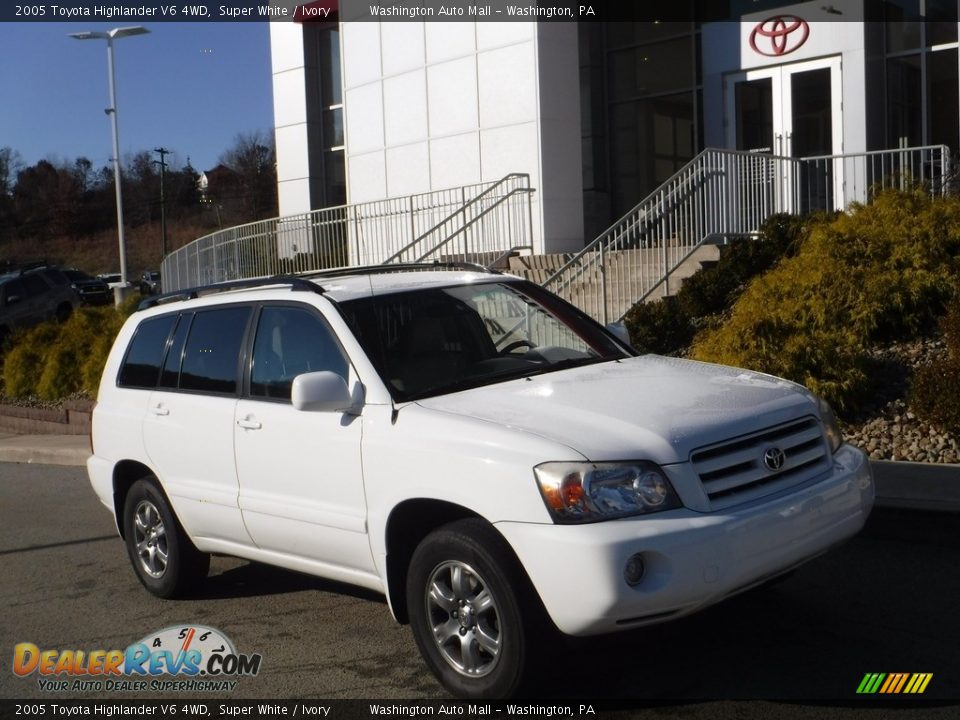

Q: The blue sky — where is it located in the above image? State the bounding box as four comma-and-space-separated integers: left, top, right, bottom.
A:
0, 22, 274, 174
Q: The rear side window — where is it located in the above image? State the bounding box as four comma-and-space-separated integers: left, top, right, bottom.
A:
179, 307, 251, 394
118, 315, 177, 388
22, 275, 49, 296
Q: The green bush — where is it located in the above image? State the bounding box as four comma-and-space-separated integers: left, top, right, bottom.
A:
911, 298, 960, 433
691, 189, 960, 412
622, 213, 808, 355
2, 298, 136, 400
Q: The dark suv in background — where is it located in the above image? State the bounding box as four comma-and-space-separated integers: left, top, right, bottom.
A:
63, 269, 112, 306
0, 267, 80, 345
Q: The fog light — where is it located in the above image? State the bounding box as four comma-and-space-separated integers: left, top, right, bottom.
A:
624, 553, 645, 586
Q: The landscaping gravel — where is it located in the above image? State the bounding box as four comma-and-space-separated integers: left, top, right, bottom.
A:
843, 336, 959, 464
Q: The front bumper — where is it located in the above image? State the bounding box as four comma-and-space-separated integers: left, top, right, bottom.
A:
495, 444, 873, 636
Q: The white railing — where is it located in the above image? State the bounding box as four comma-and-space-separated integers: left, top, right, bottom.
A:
542, 145, 951, 324
385, 173, 535, 266
161, 174, 535, 292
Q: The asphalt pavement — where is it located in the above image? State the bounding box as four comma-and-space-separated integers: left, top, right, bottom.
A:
0, 461, 958, 715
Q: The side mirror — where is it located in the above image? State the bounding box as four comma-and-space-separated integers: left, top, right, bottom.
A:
291, 371, 356, 413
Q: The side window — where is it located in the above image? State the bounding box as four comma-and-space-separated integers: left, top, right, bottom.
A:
250, 306, 349, 400
179, 307, 251, 394
118, 315, 178, 389
22, 275, 49, 297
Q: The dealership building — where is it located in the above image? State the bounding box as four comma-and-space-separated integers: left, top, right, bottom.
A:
268, 0, 959, 256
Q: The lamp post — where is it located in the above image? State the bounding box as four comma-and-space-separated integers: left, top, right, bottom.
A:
69, 25, 150, 306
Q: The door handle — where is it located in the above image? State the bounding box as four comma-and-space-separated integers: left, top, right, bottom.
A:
151, 404, 169, 416
236, 417, 262, 430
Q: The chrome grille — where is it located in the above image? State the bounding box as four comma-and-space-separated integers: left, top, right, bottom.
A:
691, 416, 830, 510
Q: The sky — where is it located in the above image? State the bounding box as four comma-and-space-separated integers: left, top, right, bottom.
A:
0, 21, 274, 175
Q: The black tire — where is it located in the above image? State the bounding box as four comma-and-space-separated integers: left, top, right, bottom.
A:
407, 518, 533, 699
122, 478, 209, 599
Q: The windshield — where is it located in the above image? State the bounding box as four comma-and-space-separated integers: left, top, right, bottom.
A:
339, 280, 631, 402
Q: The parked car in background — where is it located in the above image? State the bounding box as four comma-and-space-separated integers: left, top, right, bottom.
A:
98, 273, 123, 288
63, 269, 112, 306
139, 270, 161, 296
0, 266, 80, 345
88, 263, 874, 698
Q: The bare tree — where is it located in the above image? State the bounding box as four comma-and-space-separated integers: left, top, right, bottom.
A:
218, 130, 278, 221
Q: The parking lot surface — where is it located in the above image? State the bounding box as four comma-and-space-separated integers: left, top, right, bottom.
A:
1, 462, 957, 714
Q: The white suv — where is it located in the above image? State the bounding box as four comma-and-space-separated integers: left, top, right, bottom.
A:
88, 264, 874, 698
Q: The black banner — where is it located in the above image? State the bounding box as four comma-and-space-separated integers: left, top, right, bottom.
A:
0, 1, 873, 24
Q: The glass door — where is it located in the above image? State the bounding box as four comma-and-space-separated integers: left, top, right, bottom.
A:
726, 57, 844, 211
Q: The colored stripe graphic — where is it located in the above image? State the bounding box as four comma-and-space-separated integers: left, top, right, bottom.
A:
857, 673, 932, 694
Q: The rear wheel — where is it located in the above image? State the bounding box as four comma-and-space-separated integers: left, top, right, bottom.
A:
407, 519, 532, 698
122, 478, 209, 599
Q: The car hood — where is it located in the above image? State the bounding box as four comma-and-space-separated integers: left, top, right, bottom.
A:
415, 355, 819, 465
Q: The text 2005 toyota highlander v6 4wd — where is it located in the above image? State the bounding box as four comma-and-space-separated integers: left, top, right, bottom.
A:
87, 263, 874, 697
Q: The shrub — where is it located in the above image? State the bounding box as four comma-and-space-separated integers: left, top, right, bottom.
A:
690, 189, 960, 412
911, 297, 960, 433
2, 298, 136, 400
622, 212, 808, 355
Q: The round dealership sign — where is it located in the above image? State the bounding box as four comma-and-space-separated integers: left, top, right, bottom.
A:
749, 15, 810, 57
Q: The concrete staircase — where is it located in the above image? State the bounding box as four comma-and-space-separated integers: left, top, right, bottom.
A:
507, 243, 721, 320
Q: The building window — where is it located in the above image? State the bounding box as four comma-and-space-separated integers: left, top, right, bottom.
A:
317, 26, 345, 207
881, 0, 960, 152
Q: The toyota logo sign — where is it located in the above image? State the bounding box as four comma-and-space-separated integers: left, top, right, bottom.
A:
750, 16, 810, 57
762, 447, 787, 473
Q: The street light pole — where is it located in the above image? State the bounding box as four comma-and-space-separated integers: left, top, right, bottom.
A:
69, 25, 150, 306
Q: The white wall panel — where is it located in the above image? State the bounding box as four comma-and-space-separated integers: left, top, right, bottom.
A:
425, 22, 476, 64
386, 143, 431, 196
476, 21, 533, 51
345, 82, 384, 154
427, 56, 479, 137
275, 124, 310, 183
342, 22, 382, 88
477, 42, 537, 128
272, 68, 308, 129
383, 70, 428, 146
348, 151, 387, 203
429, 133, 482, 190
269, 22, 304, 75
479, 123, 539, 183
381, 22, 425, 76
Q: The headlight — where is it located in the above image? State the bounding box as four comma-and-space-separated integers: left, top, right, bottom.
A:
817, 397, 843, 453
534, 461, 681, 524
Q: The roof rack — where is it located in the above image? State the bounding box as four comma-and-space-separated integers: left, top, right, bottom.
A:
137, 276, 324, 311
299, 260, 500, 280
136, 262, 499, 312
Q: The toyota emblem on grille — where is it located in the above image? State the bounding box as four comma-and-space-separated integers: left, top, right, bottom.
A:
749, 16, 810, 57
763, 446, 787, 472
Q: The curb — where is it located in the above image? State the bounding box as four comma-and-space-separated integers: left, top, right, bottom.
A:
871, 460, 960, 512
0, 433, 90, 467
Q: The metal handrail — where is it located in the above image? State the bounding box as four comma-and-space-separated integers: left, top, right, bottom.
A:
413, 188, 536, 262
540, 144, 952, 324
384, 173, 531, 264
161, 174, 535, 292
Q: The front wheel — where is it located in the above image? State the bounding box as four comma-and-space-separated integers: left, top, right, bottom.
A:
122, 478, 209, 599
407, 519, 532, 698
